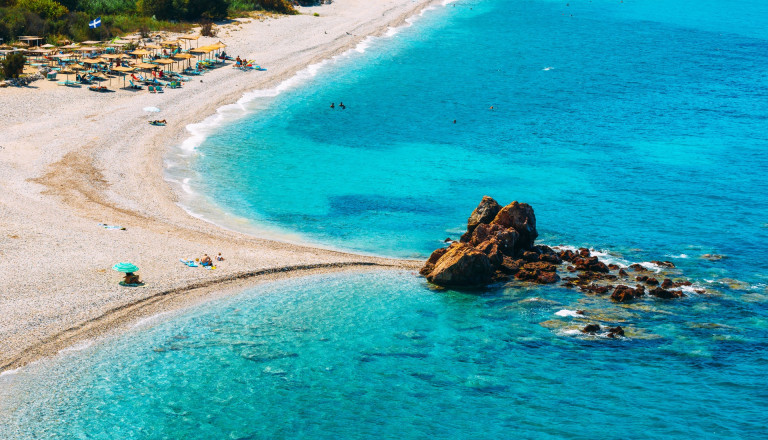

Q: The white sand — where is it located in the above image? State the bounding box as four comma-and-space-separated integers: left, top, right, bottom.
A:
0, 0, 442, 371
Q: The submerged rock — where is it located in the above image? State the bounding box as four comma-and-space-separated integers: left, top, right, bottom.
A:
611, 285, 645, 302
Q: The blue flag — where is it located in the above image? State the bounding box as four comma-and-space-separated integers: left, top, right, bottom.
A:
89, 17, 101, 29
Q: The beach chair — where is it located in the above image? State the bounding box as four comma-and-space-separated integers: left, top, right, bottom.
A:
46, 71, 57, 80
148, 85, 156, 93
155, 85, 164, 93
129, 80, 143, 90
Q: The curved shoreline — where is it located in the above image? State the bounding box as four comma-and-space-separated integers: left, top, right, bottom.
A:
0, 261, 419, 373
0, 0, 443, 373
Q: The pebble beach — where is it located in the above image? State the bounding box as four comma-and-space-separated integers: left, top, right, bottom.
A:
0, 0, 437, 372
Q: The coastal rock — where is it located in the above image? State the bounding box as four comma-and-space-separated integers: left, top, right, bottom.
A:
498, 257, 523, 274
611, 285, 645, 302
536, 271, 560, 284
466, 196, 502, 235
629, 263, 647, 272
581, 283, 610, 295
651, 260, 676, 268
419, 247, 448, 276
646, 277, 659, 286
618, 268, 629, 277
490, 201, 537, 253
701, 254, 726, 261
607, 326, 625, 338
573, 256, 610, 273
648, 287, 685, 299
583, 323, 601, 333
476, 239, 503, 266
425, 243, 493, 288
522, 251, 540, 262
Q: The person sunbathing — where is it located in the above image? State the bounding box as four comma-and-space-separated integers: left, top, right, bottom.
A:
124, 272, 142, 285
201, 254, 213, 266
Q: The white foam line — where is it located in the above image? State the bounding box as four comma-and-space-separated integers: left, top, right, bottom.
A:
165, 0, 456, 249
555, 309, 580, 318
132, 311, 172, 328
175, 0, 453, 155
58, 340, 93, 354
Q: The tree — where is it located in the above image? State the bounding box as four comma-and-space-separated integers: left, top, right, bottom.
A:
2, 52, 26, 78
15, 0, 69, 19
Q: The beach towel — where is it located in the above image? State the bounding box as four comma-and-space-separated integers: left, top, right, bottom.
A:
99, 223, 126, 230
180, 259, 199, 267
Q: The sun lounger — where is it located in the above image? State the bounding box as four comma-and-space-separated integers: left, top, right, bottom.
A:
57, 80, 81, 87
129, 80, 143, 90
148, 85, 156, 93
155, 85, 164, 93
89, 85, 109, 92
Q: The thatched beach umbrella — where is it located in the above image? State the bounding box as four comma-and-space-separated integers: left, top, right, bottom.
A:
112, 65, 134, 88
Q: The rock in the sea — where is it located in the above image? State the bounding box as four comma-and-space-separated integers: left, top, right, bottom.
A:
607, 326, 625, 338
611, 284, 645, 302
629, 263, 647, 272
701, 254, 726, 261
573, 256, 610, 273
475, 239, 503, 266
419, 247, 448, 276
491, 201, 537, 252
648, 287, 686, 299
425, 243, 493, 288
466, 196, 502, 235
618, 268, 629, 277
582, 323, 601, 333
651, 260, 676, 268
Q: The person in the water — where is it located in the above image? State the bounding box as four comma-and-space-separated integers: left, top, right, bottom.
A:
330, 103, 335, 109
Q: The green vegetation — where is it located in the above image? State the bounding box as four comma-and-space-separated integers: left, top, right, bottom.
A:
0, 0, 325, 43
1, 51, 25, 78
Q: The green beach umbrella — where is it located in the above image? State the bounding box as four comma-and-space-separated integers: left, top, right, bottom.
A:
112, 262, 139, 273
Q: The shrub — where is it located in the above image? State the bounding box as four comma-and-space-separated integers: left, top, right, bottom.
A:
199, 18, 216, 36
2, 52, 26, 78
257, 0, 295, 14
15, 0, 68, 19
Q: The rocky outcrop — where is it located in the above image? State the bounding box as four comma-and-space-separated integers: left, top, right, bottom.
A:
466, 196, 501, 236
422, 197, 696, 303
424, 243, 493, 288
426, 197, 539, 288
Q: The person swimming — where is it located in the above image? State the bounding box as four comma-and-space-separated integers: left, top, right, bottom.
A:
339, 102, 346, 109
330, 103, 335, 109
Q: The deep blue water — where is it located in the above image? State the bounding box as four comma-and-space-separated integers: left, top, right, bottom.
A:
3, 0, 768, 438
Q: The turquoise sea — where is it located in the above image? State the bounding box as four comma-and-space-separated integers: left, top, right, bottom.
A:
3, 0, 768, 438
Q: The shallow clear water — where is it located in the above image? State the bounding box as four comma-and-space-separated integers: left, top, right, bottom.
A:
4, 0, 768, 437
3, 272, 767, 439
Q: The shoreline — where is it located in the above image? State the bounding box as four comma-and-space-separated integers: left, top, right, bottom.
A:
0, 0, 443, 372
0, 262, 417, 373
